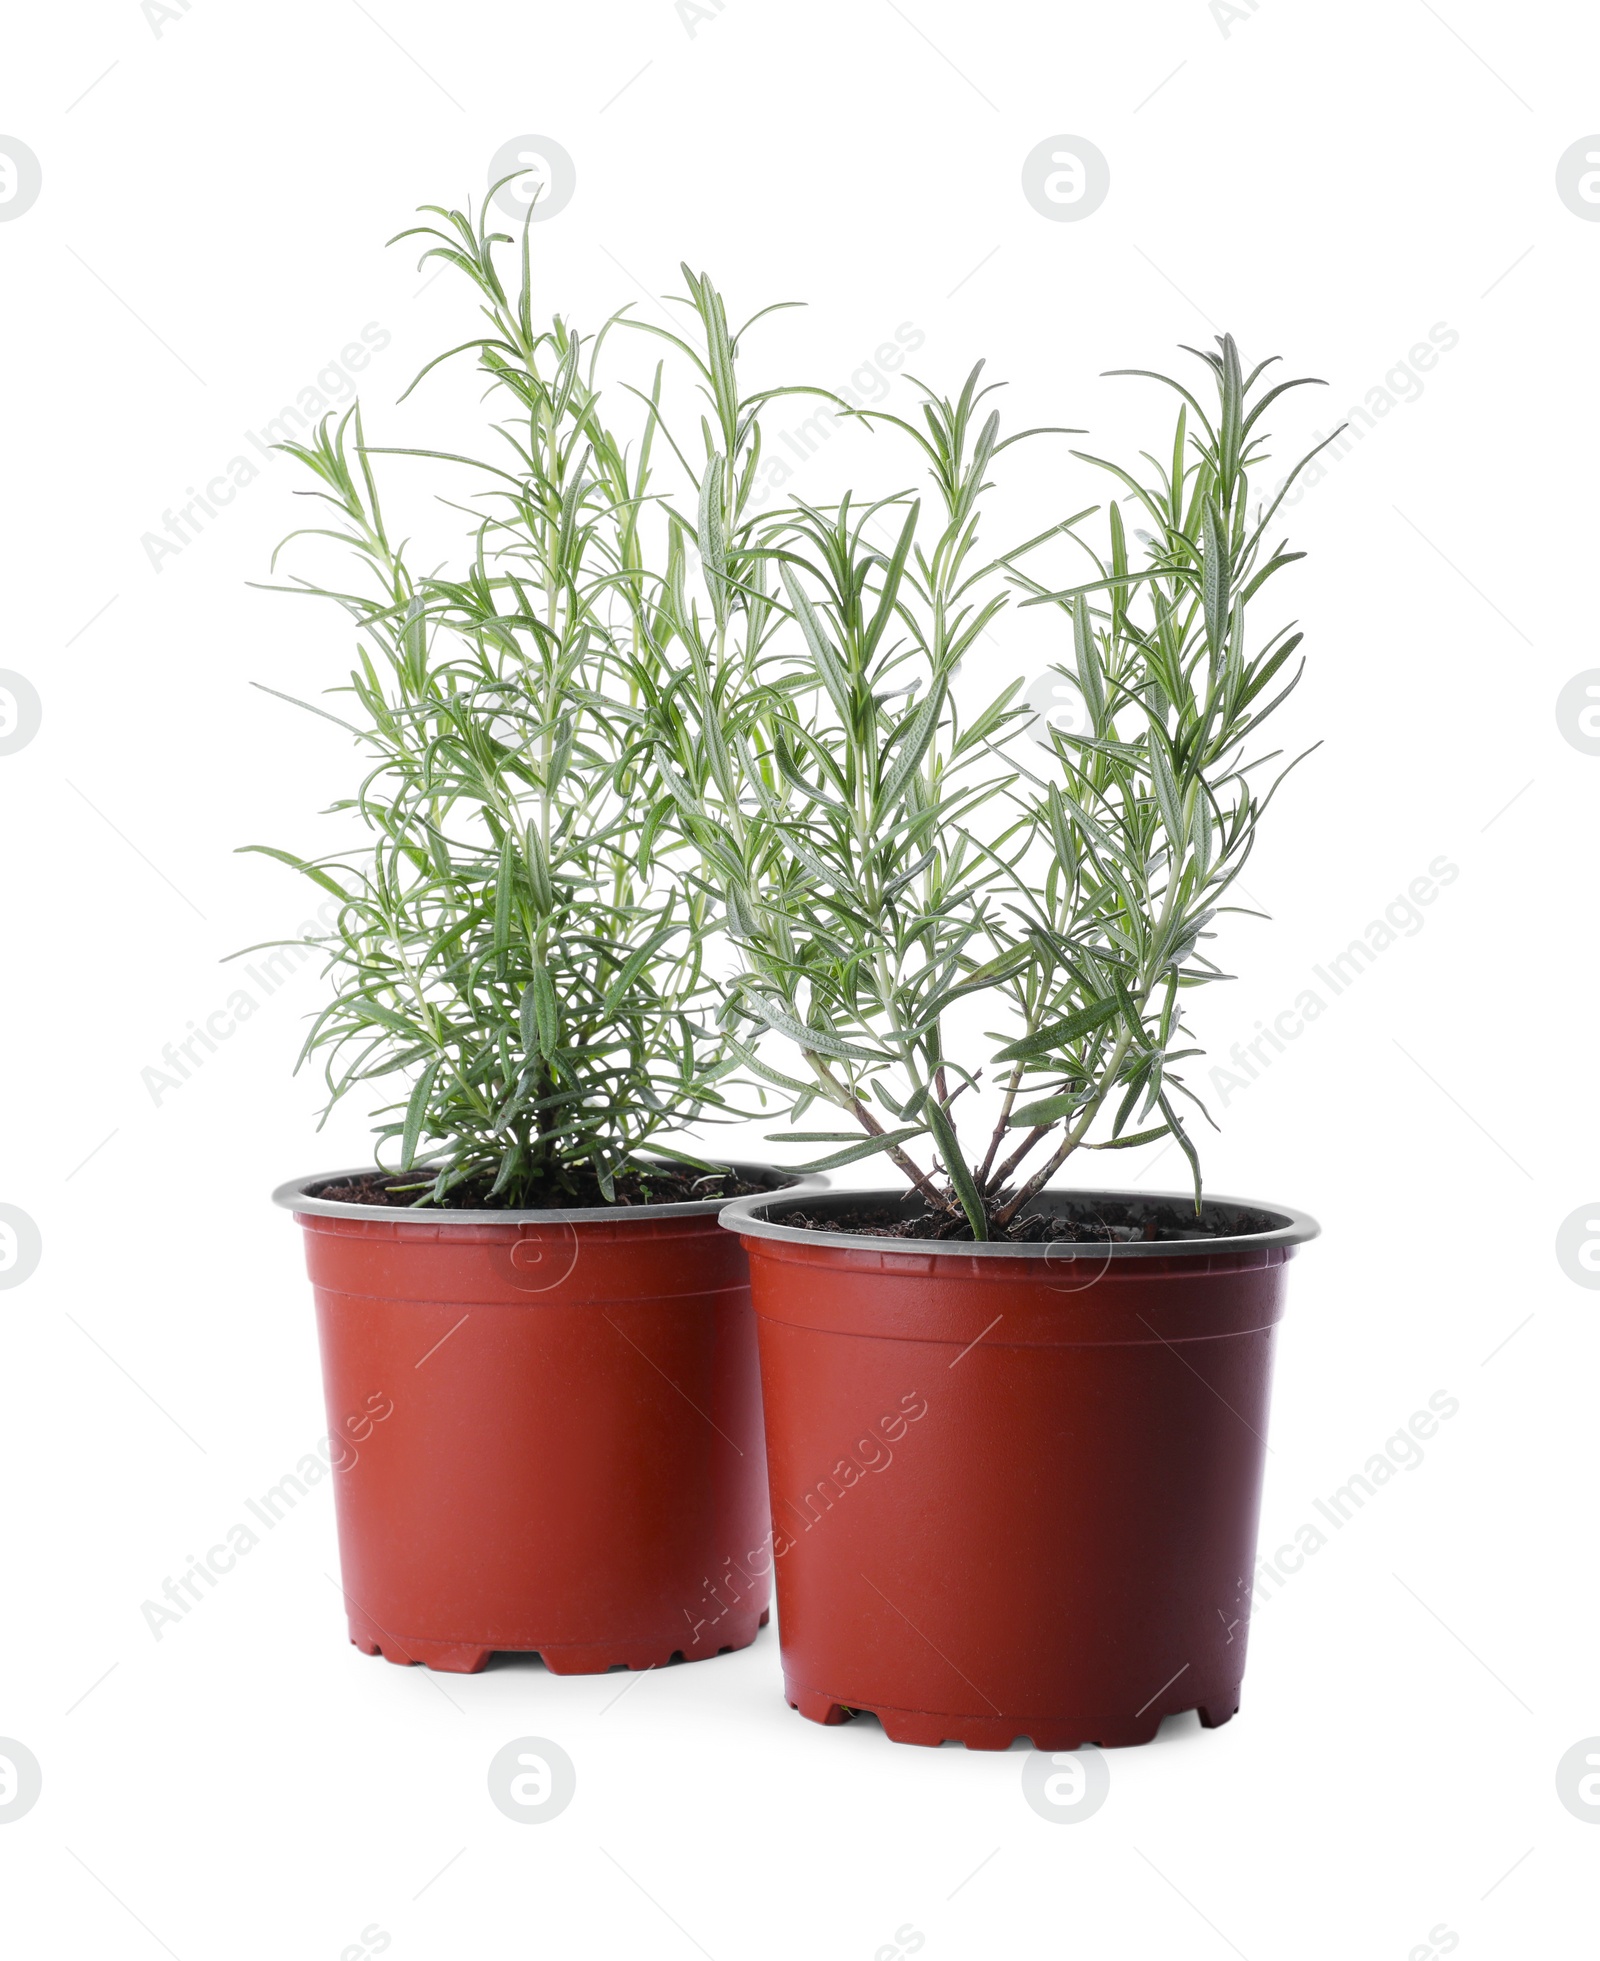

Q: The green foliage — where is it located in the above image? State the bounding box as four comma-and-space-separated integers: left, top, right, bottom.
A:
244, 197, 742, 1204
638, 312, 1329, 1233
638, 324, 1060, 1230
247, 189, 1328, 1230
989, 339, 1334, 1221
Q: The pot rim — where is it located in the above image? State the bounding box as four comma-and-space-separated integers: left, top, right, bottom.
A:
274, 1159, 822, 1225
719, 1185, 1320, 1260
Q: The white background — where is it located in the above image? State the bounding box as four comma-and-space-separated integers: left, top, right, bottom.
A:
2, 1, 1596, 1954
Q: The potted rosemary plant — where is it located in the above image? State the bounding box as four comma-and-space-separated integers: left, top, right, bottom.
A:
255, 198, 816, 1675
650, 325, 1328, 1746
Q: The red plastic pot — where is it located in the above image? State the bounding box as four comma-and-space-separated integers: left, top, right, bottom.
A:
275, 1164, 814, 1675
722, 1186, 1318, 1749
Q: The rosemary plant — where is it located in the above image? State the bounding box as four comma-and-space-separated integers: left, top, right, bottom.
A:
643, 321, 1330, 1238
246, 183, 1328, 1231
981, 338, 1333, 1228
245, 198, 747, 1206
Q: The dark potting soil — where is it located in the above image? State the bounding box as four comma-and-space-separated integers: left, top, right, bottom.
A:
311, 1163, 784, 1212
780, 1195, 1280, 1245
